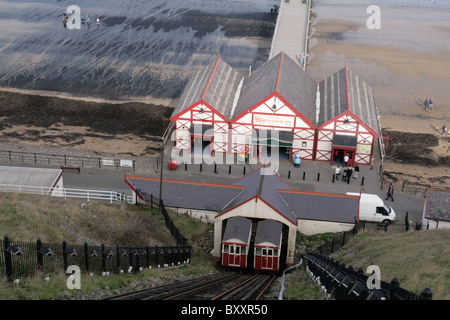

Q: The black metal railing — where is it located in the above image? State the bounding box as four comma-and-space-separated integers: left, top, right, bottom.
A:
135, 192, 189, 246
305, 252, 433, 300
0, 236, 192, 282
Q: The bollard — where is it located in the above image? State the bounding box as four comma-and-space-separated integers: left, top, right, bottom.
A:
214, 164, 217, 174
185, 163, 187, 170
288, 170, 291, 179
317, 173, 320, 181
243, 167, 246, 175
200, 163, 202, 172
361, 177, 364, 186
303, 172, 305, 180
229, 165, 231, 174
332, 174, 335, 183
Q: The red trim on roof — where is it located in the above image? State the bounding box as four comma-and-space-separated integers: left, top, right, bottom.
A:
231, 92, 316, 130
274, 52, 284, 92
318, 109, 379, 138
279, 189, 360, 199
125, 174, 245, 190
345, 63, 350, 110
202, 56, 221, 100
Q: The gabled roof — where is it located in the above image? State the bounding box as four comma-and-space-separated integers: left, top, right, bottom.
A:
220, 167, 297, 224
125, 168, 359, 226
171, 56, 244, 121
232, 52, 317, 124
318, 65, 379, 134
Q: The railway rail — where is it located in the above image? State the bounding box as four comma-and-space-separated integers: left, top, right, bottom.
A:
103, 272, 275, 301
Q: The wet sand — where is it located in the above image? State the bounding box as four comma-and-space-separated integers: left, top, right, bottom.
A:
307, 4, 450, 187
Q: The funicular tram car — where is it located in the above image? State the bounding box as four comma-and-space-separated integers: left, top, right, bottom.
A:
221, 217, 252, 268
253, 219, 282, 272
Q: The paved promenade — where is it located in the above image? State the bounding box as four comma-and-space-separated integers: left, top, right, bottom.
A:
269, 0, 310, 68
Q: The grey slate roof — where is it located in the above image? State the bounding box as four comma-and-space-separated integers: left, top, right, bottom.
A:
127, 177, 244, 212
222, 217, 252, 244
126, 168, 359, 225
221, 167, 298, 224
279, 190, 359, 223
254, 219, 282, 247
424, 188, 450, 222
171, 57, 244, 121
232, 52, 317, 124
318, 66, 378, 133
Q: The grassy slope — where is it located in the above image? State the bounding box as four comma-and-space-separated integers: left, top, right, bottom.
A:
0, 192, 217, 299
1, 192, 448, 300
329, 230, 450, 300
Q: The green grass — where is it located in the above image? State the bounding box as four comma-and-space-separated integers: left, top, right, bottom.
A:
1, 192, 448, 300
329, 229, 450, 300
0, 192, 217, 299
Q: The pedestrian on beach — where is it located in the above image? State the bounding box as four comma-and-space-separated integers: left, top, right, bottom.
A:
428, 97, 433, 111
442, 125, 447, 136
424, 98, 429, 111
346, 166, 353, 184
386, 183, 394, 202
344, 154, 349, 167
353, 164, 360, 179
335, 165, 341, 180
97, 17, 100, 29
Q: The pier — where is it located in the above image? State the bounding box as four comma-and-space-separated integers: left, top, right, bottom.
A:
269, 0, 311, 69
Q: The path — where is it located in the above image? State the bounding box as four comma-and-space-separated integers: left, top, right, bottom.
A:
269, 0, 311, 68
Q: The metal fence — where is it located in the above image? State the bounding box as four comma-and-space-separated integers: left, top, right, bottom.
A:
0, 183, 134, 203
0, 150, 135, 171
136, 192, 189, 246
0, 236, 193, 282
305, 252, 433, 300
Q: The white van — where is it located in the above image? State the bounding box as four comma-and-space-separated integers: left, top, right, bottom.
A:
346, 193, 397, 224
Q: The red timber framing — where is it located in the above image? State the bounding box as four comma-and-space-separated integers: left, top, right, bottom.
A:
315, 110, 378, 165
231, 51, 316, 161
316, 64, 379, 165
169, 55, 246, 158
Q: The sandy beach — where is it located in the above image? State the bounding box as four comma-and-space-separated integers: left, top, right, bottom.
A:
307, 4, 450, 187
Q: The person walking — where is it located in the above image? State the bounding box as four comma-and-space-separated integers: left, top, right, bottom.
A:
344, 154, 349, 167
346, 166, 353, 184
424, 98, 429, 111
386, 183, 394, 201
342, 167, 347, 182
370, 156, 375, 170
335, 165, 341, 181
428, 98, 433, 112
353, 164, 360, 179
442, 125, 447, 136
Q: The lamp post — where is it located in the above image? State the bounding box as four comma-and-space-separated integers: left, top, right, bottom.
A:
159, 140, 164, 211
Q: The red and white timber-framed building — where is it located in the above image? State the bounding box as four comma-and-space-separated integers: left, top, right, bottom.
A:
169, 53, 380, 166
230, 52, 317, 162
170, 56, 243, 156
315, 66, 379, 166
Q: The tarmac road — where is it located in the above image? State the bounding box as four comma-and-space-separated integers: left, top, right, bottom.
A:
0, 149, 427, 228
